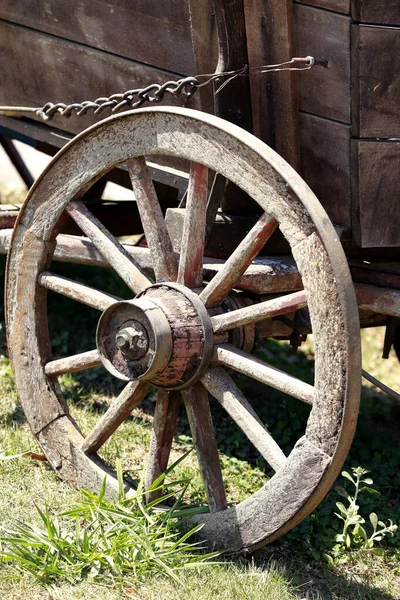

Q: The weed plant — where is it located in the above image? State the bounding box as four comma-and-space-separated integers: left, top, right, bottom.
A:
0, 452, 217, 588
326, 467, 397, 565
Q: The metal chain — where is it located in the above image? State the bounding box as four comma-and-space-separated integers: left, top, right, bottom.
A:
0, 56, 327, 122
37, 76, 199, 121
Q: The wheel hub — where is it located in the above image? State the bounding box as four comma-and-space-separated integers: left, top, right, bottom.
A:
96, 283, 213, 389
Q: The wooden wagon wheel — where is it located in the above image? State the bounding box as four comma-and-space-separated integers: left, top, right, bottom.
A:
6, 107, 361, 553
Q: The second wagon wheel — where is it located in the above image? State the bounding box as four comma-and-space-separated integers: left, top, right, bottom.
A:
6, 107, 361, 553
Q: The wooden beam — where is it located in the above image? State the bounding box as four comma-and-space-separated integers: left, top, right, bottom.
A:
243, 0, 300, 169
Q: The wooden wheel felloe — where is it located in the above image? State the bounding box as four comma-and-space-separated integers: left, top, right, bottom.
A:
6, 107, 361, 553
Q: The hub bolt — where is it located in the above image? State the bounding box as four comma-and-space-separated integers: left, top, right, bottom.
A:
115, 324, 148, 359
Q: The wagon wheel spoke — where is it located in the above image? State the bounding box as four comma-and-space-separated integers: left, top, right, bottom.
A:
127, 157, 178, 283
177, 162, 209, 288
182, 383, 227, 512
200, 213, 278, 307
66, 199, 152, 294
205, 173, 226, 243
44, 349, 101, 376
145, 389, 181, 502
211, 290, 308, 333
213, 344, 314, 405
39, 271, 121, 311
81, 380, 151, 454
202, 368, 287, 472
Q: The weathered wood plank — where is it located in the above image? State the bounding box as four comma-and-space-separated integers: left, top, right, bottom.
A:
294, 5, 351, 123
352, 25, 400, 138
0, 0, 197, 74
213, 344, 314, 405
177, 163, 208, 288
352, 1, 400, 25
351, 140, 400, 248
0, 230, 304, 295
189, 0, 256, 215
299, 113, 351, 228
202, 368, 287, 471
355, 283, 400, 318
210, 290, 308, 332
82, 381, 151, 454
38, 271, 120, 311
44, 349, 101, 376
186, 0, 218, 122
166, 207, 261, 259
182, 384, 227, 512
243, 0, 300, 169
0, 21, 205, 137
127, 157, 178, 283
208, 0, 253, 132
51, 234, 154, 270
66, 200, 152, 293
0, 204, 20, 229
199, 213, 278, 307
145, 390, 181, 502
297, 0, 350, 14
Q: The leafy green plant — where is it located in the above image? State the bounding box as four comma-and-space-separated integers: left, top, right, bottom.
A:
0, 452, 217, 587
325, 467, 397, 566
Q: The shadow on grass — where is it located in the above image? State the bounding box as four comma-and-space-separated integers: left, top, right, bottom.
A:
245, 546, 399, 600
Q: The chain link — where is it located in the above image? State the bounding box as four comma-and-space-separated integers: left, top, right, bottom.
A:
36, 76, 199, 121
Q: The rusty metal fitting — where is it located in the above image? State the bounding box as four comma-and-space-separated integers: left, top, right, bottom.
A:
115, 324, 148, 359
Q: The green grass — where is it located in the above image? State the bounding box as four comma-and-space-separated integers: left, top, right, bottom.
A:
0, 254, 399, 599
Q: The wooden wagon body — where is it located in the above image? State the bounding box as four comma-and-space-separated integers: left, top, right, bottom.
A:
0, 1, 399, 553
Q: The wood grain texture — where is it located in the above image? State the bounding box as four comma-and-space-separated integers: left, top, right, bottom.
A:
210, 0, 253, 132
44, 349, 101, 376
297, 0, 350, 13
243, 0, 299, 168
145, 390, 181, 502
294, 5, 351, 123
182, 384, 227, 512
199, 213, 277, 307
210, 290, 308, 332
0, 0, 196, 74
191, 0, 256, 215
0, 230, 303, 296
202, 368, 287, 471
186, 0, 218, 115
213, 344, 314, 405
352, 140, 400, 248
355, 283, 400, 318
352, 0, 400, 25
194, 435, 330, 552
292, 232, 357, 456
353, 25, 400, 138
38, 271, 120, 311
299, 113, 351, 228
6, 231, 64, 434
0, 21, 205, 137
82, 381, 151, 454
66, 200, 152, 294
38, 415, 122, 500
177, 163, 208, 288
127, 157, 178, 283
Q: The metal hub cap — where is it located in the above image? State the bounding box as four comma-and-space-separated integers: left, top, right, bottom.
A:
96, 283, 213, 389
